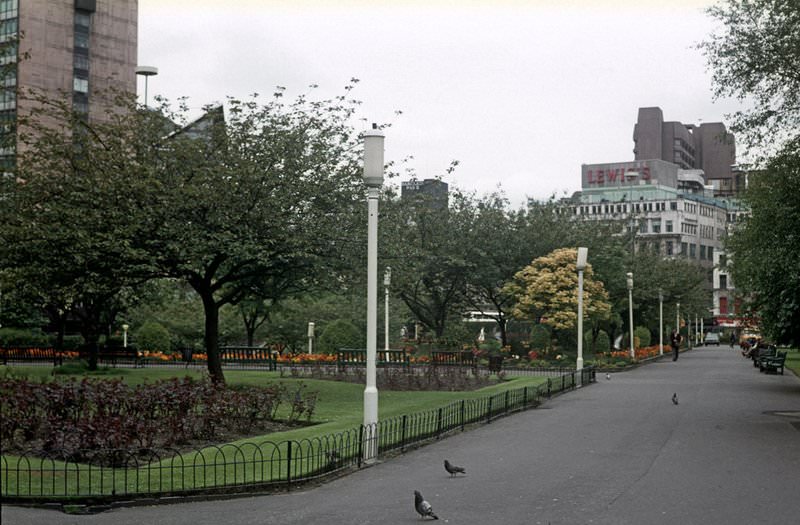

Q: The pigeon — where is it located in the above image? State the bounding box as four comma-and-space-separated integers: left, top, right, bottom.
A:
414, 490, 439, 520
606, 373, 611, 380
672, 393, 679, 405
444, 459, 466, 477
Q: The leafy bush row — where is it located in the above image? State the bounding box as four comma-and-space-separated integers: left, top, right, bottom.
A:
0, 376, 317, 459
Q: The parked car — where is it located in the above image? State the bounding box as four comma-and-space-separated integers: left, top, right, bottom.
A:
704, 332, 720, 346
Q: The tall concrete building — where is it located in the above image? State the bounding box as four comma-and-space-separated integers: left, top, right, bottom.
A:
632, 107, 738, 196
1, 0, 138, 170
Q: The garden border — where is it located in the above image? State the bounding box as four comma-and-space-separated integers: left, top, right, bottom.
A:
1, 367, 596, 508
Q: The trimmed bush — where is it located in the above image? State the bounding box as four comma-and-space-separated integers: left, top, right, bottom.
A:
135, 321, 171, 353
318, 319, 363, 354
593, 330, 611, 354
634, 326, 651, 347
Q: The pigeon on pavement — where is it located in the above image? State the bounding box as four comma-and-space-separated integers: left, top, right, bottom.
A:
414, 490, 439, 520
672, 393, 679, 405
444, 459, 466, 477
606, 373, 611, 380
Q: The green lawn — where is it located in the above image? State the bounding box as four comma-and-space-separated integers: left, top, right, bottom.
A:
783, 348, 800, 375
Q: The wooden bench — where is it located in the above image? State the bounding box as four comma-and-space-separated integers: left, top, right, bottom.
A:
752, 344, 776, 368
759, 351, 787, 375
0, 346, 63, 366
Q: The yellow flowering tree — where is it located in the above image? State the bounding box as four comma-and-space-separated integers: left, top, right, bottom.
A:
503, 247, 611, 334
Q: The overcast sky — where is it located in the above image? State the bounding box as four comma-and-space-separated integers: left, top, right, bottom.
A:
137, 0, 741, 208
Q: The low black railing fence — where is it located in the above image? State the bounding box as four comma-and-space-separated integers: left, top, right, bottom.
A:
1, 367, 595, 502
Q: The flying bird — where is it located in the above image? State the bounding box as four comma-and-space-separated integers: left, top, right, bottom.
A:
444, 459, 466, 477
414, 490, 439, 520
672, 393, 679, 405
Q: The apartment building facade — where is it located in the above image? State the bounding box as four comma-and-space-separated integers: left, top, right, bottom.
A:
1, 0, 137, 170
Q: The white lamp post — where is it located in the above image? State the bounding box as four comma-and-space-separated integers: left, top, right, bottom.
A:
122, 324, 129, 348
576, 247, 588, 385
676, 302, 681, 347
627, 272, 635, 359
307, 322, 315, 355
384, 266, 391, 360
135, 66, 158, 107
658, 289, 664, 356
363, 123, 384, 463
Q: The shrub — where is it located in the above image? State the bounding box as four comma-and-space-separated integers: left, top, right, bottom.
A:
0, 327, 51, 347
593, 330, 611, 354
529, 324, 551, 352
135, 321, 171, 353
318, 319, 363, 354
634, 326, 651, 347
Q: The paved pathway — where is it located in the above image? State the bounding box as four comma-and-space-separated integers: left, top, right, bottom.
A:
4, 346, 800, 524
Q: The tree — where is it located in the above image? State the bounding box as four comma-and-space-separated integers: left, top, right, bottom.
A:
727, 144, 800, 345
504, 248, 611, 340
383, 187, 474, 339
700, 0, 800, 153
462, 195, 573, 347
2, 84, 367, 382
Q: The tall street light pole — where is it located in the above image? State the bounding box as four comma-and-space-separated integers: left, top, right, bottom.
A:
135, 66, 158, 107
384, 266, 391, 360
627, 272, 635, 360
576, 247, 588, 385
362, 123, 384, 463
676, 302, 681, 347
658, 289, 664, 356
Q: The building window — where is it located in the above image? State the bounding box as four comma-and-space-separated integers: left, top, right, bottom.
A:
689, 244, 696, 258
652, 221, 661, 234
681, 242, 687, 255
707, 246, 713, 261
74, 32, 89, 49
700, 245, 706, 259
719, 296, 728, 315
666, 241, 673, 256
665, 220, 673, 233
719, 254, 727, 267
720, 274, 727, 290
73, 77, 88, 93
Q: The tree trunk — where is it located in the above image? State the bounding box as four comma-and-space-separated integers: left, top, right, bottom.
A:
200, 290, 225, 384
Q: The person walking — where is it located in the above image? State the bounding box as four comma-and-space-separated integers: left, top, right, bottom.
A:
670, 328, 682, 361
730, 332, 736, 349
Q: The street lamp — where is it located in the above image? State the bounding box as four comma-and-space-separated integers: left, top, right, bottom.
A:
658, 289, 664, 356
576, 247, 588, 384
362, 123, 384, 463
676, 302, 681, 348
384, 266, 391, 360
626, 272, 635, 359
122, 324, 129, 348
135, 66, 158, 107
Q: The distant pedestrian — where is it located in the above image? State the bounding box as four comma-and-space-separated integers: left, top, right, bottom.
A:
670, 329, 682, 361
730, 332, 736, 348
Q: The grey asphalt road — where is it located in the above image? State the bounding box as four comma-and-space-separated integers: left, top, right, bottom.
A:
4, 346, 800, 525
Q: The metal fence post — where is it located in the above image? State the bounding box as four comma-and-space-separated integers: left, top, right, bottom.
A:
358, 424, 364, 468
401, 415, 407, 452
547, 378, 552, 398
504, 390, 510, 415
486, 396, 493, 423
436, 407, 443, 438
286, 441, 292, 487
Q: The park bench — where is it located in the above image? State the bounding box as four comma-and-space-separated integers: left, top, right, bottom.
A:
751, 344, 776, 368
0, 346, 63, 366
219, 346, 278, 370
77, 345, 139, 366
336, 349, 410, 371
759, 351, 787, 375
431, 350, 477, 368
